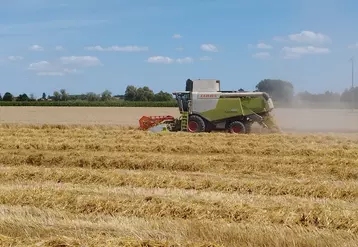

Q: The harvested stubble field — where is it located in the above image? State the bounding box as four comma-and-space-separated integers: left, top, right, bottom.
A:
0, 123, 358, 247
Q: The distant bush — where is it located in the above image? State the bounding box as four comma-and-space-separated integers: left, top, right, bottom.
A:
0, 100, 178, 107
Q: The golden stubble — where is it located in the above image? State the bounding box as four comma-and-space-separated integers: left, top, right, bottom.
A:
0, 123, 358, 247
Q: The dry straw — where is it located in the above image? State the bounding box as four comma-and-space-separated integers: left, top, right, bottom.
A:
0, 123, 357, 247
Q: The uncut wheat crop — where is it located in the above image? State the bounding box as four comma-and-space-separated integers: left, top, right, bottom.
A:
0, 124, 358, 247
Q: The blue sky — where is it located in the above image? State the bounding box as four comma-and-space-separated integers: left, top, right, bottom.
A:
1, 0, 358, 98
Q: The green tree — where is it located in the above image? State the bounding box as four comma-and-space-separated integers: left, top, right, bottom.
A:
0, 94, 2, 101
101, 90, 112, 101
134, 86, 155, 101
60, 89, 68, 101
124, 85, 173, 101
42, 92, 47, 100
124, 85, 137, 101
143, 86, 155, 101
2, 92, 13, 101
154, 90, 173, 101
86, 92, 100, 101
16, 93, 30, 101
53, 91, 61, 101
134, 88, 146, 101
256, 79, 294, 103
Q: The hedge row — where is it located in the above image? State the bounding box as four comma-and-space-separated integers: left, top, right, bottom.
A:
0, 100, 178, 107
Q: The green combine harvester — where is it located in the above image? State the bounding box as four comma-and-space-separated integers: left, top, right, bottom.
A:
139, 79, 280, 133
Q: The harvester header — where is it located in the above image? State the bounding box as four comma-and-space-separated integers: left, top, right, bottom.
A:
139, 78, 280, 133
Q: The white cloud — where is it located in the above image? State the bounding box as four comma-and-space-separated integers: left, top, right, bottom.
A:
64, 68, 77, 73
37, 72, 64, 76
348, 42, 358, 49
147, 56, 174, 64
60, 56, 102, 66
176, 47, 184, 51
28, 61, 61, 75
249, 42, 272, 49
55, 45, 64, 51
36, 68, 77, 76
36, 68, 79, 76
282, 53, 301, 59
257, 42, 272, 49
273, 31, 331, 45
85, 45, 148, 52
28, 61, 51, 70
8, 56, 24, 61
282, 46, 330, 59
176, 57, 193, 64
29, 45, 44, 51
252, 52, 271, 59
199, 56, 212, 61
172, 34, 182, 39
28, 61, 66, 76
28, 59, 82, 76
288, 31, 331, 44
200, 44, 218, 52
283, 46, 330, 54
147, 56, 194, 64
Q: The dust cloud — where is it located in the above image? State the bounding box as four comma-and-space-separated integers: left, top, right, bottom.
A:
271, 107, 358, 133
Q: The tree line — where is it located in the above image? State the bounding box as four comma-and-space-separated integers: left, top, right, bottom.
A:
1, 80, 357, 107
0, 85, 175, 102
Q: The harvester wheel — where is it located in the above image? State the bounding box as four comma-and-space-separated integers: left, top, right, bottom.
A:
227, 121, 246, 134
188, 115, 205, 133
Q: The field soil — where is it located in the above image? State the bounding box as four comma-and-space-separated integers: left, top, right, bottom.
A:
0, 106, 180, 126
1, 106, 358, 133
0, 124, 357, 246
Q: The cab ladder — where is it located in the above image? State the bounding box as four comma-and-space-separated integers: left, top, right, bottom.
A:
181, 112, 189, 131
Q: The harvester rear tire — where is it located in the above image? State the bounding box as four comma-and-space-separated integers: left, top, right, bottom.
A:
188, 115, 206, 133
227, 121, 246, 134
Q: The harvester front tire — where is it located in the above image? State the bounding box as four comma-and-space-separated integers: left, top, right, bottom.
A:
188, 115, 206, 133
228, 121, 246, 134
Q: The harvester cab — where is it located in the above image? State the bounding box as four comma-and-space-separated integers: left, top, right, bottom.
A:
173, 91, 190, 113
139, 78, 280, 133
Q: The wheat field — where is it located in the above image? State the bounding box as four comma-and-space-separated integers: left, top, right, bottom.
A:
0, 123, 358, 247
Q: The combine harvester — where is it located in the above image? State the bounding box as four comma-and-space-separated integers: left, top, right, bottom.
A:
139, 79, 280, 133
